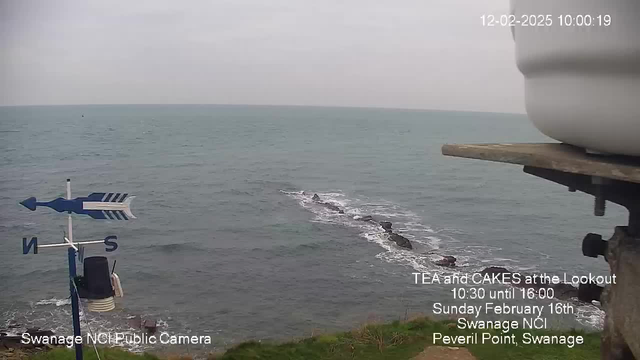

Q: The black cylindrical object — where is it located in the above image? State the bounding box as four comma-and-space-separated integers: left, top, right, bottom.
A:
582, 233, 608, 259
83, 256, 115, 299
578, 283, 604, 303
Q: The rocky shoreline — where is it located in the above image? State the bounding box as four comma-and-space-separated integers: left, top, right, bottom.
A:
1, 324, 56, 356
0, 315, 159, 352
311, 193, 413, 249
309, 193, 602, 308
2, 193, 602, 353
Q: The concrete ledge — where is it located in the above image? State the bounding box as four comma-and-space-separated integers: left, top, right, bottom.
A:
442, 143, 640, 184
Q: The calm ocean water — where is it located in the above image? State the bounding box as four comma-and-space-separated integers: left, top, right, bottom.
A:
0, 105, 621, 352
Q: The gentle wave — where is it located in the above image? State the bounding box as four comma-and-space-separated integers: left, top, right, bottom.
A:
35, 298, 71, 307
147, 242, 203, 253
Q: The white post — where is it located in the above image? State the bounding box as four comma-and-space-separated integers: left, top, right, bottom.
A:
65, 178, 83, 360
67, 179, 73, 245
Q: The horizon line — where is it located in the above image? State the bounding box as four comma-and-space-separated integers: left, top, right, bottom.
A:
0, 102, 527, 116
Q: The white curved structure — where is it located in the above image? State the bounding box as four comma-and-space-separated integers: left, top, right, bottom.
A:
511, 0, 640, 156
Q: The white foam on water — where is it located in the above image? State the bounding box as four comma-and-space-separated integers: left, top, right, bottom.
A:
512, 265, 539, 272
283, 190, 491, 284
575, 303, 605, 330
279, 190, 304, 195
283, 190, 510, 271
157, 318, 169, 329
8, 298, 184, 353
35, 298, 71, 307
403, 221, 436, 233
362, 204, 422, 222
490, 258, 520, 263
423, 236, 442, 249
435, 227, 468, 235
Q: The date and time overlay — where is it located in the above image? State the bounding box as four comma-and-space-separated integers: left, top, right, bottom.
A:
481, 14, 612, 27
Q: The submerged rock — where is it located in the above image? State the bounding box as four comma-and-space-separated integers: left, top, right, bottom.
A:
434, 256, 457, 267
388, 233, 412, 249
26, 328, 55, 338
323, 203, 341, 212
0, 328, 56, 349
311, 193, 345, 214
480, 266, 511, 276
379, 221, 392, 231
555, 283, 580, 301
143, 319, 157, 335
577, 282, 602, 303
128, 315, 142, 329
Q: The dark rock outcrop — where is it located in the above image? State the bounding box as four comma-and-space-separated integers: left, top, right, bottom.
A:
26, 329, 55, 338
310, 194, 412, 250
480, 266, 511, 276
312, 194, 345, 214
379, 221, 392, 231
324, 203, 342, 212
0, 328, 56, 349
578, 282, 603, 303
555, 283, 580, 301
128, 315, 142, 329
128, 315, 159, 335
143, 319, 157, 335
388, 233, 412, 249
358, 215, 374, 222
435, 256, 457, 267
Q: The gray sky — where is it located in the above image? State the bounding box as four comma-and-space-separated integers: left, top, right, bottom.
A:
0, 0, 525, 113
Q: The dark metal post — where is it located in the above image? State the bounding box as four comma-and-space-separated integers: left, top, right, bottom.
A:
628, 209, 640, 237
68, 247, 83, 360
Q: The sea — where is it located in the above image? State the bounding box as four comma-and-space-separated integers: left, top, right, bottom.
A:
0, 105, 621, 353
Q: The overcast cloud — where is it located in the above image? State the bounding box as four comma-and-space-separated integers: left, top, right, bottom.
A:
0, 0, 525, 113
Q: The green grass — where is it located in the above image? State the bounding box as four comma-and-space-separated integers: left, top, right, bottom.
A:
29, 318, 601, 360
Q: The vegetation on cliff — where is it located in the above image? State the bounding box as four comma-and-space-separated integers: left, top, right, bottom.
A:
23, 318, 600, 360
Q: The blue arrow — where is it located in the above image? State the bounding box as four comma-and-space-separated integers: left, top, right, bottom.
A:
20, 192, 135, 220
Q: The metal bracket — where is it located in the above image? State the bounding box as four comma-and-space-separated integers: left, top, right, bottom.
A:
523, 166, 640, 235
523, 166, 640, 360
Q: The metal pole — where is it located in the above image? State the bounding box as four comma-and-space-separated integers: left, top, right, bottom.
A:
66, 179, 83, 360
68, 247, 83, 360
67, 179, 73, 245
